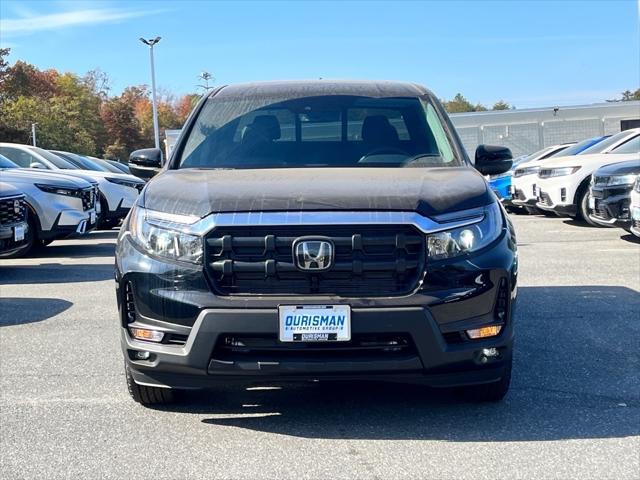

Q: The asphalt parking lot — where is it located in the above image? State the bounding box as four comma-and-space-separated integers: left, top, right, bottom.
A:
1, 214, 639, 480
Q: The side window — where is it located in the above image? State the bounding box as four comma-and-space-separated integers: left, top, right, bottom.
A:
611, 135, 640, 154
0, 147, 34, 167
347, 108, 410, 141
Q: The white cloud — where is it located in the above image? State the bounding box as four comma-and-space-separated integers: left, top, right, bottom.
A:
1, 8, 159, 34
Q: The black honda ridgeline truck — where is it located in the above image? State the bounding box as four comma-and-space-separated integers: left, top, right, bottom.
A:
116, 81, 518, 405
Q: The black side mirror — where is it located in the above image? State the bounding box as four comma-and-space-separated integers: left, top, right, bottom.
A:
129, 148, 163, 180
474, 144, 513, 176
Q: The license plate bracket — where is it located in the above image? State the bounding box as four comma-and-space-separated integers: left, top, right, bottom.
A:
14, 225, 25, 242
278, 305, 351, 342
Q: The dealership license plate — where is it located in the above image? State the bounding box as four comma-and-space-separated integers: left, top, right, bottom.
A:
14, 225, 25, 242
588, 196, 595, 210
278, 305, 351, 342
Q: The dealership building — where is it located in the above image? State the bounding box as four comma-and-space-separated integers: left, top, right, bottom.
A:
450, 101, 640, 158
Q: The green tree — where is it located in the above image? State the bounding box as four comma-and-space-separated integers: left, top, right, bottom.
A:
442, 93, 487, 113
492, 100, 512, 110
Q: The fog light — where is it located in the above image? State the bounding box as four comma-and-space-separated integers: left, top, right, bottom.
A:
135, 351, 150, 360
466, 325, 502, 339
129, 327, 164, 342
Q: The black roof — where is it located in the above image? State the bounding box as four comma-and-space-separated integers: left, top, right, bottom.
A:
211, 80, 433, 100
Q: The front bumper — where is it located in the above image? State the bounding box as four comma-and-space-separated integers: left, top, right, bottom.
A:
0, 221, 29, 255
535, 175, 581, 216
102, 183, 139, 219
511, 175, 538, 207
41, 208, 97, 240
588, 185, 633, 229
116, 223, 518, 390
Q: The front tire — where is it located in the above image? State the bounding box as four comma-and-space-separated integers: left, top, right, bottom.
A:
460, 355, 512, 402
125, 364, 176, 406
578, 188, 600, 227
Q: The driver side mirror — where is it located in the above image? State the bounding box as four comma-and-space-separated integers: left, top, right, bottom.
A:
129, 148, 163, 180
474, 145, 513, 176
30, 162, 46, 169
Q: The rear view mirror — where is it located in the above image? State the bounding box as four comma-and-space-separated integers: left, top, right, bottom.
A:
129, 148, 163, 180
475, 145, 513, 176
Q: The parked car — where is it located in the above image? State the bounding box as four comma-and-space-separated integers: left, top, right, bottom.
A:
547, 135, 610, 158
116, 80, 518, 406
510, 143, 576, 213
0, 154, 97, 254
0, 144, 143, 229
588, 160, 640, 228
535, 129, 640, 224
630, 177, 640, 237
0, 182, 29, 257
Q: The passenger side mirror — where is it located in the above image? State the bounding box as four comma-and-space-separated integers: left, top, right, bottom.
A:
129, 148, 163, 180
474, 145, 513, 176
30, 162, 46, 169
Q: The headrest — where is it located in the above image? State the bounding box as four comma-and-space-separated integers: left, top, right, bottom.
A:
242, 115, 281, 143
361, 115, 399, 143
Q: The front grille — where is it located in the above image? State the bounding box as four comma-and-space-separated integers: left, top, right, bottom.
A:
539, 191, 553, 207
80, 188, 95, 211
212, 333, 416, 361
0, 195, 27, 225
205, 225, 425, 296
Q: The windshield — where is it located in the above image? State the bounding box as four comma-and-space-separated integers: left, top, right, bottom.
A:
580, 130, 637, 155
0, 154, 18, 168
91, 157, 126, 173
610, 135, 640, 154
32, 147, 77, 169
54, 151, 109, 172
551, 137, 607, 157
176, 95, 461, 169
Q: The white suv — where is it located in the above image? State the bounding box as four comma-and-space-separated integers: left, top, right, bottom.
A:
510, 143, 574, 213
535, 129, 640, 224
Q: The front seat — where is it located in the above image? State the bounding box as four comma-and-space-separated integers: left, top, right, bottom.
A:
242, 115, 281, 146
361, 115, 399, 145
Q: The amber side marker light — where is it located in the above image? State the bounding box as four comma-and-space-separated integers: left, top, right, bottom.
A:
466, 325, 502, 340
129, 328, 164, 342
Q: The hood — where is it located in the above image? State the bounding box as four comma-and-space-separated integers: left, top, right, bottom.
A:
0, 181, 23, 198
0, 168, 93, 188
593, 159, 640, 177
142, 167, 492, 218
69, 169, 143, 183
540, 152, 640, 170
21, 168, 99, 186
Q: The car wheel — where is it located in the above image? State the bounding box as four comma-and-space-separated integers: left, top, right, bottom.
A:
578, 189, 600, 227
524, 206, 542, 215
125, 363, 176, 406
459, 355, 512, 402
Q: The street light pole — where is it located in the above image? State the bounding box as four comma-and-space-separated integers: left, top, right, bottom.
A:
139, 36, 162, 150
31, 123, 37, 146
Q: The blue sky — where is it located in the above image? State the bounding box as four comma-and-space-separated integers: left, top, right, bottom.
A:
1, 0, 638, 108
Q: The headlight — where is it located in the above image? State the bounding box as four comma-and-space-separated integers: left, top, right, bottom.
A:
538, 166, 581, 178
607, 174, 637, 186
128, 205, 203, 264
35, 183, 81, 197
426, 203, 503, 261
106, 177, 144, 190
513, 166, 539, 178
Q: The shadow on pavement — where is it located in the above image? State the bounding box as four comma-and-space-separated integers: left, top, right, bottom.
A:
160, 285, 640, 442
620, 233, 640, 244
0, 263, 114, 284
0, 297, 73, 326
29, 241, 116, 259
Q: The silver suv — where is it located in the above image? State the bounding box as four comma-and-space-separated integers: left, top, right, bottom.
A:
0, 154, 97, 254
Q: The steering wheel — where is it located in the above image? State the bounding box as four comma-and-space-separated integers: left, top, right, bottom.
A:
358, 147, 409, 163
